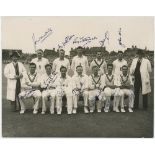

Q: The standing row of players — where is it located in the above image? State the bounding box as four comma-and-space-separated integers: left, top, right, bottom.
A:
4, 46, 152, 114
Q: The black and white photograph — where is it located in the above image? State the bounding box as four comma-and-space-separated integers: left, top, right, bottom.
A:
1, 16, 154, 137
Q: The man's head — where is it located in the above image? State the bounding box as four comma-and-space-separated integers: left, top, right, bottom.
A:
29, 63, 36, 74
45, 64, 52, 75
59, 49, 65, 59
76, 46, 83, 57
122, 65, 128, 75
96, 51, 102, 60
117, 51, 124, 61
36, 49, 43, 59
92, 66, 99, 75
136, 49, 145, 59
107, 64, 113, 74
60, 66, 67, 77
76, 65, 83, 75
10, 51, 20, 62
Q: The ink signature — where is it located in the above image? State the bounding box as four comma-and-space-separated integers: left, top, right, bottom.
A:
32, 28, 53, 47
58, 35, 75, 49
99, 31, 109, 47
118, 28, 126, 48
73, 36, 98, 47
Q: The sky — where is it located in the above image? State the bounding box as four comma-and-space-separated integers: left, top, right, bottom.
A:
2, 16, 154, 55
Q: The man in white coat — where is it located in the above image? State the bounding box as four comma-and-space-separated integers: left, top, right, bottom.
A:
72, 65, 89, 114
54, 66, 73, 114
52, 49, 70, 75
31, 49, 49, 75
40, 64, 58, 114
18, 63, 42, 114
71, 46, 89, 75
113, 51, 127, 77
4, 51, 26, 112
130, 49, 152, 110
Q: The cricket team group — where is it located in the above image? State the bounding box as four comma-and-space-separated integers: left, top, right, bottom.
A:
4, 46, 152, 115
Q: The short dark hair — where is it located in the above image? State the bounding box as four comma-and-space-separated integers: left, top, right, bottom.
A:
118, 51, 123, 54
122, 65, 128, 70
76, 65, 83, 69
60, 65, 67, 71
59, 49, 65, 53
107, 63, 113, 68
36, 49, 43, 53
10, 51, 20, 58
76, 46, 83, 50
29, 62, 36, 68
45, 64, 52, 69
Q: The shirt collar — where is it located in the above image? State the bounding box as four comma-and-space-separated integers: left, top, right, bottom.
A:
28, 72, 37, 76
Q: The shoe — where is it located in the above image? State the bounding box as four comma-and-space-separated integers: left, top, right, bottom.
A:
84, 107, 89, 113
128, 108, 133, 112
68, 111, 72, 114
115, 109, 120, 112
57, 112, 61, 115
72, 109, 77, 114
41, 111, 45, 115
104, 109, 108, 113
33, 109, 38, 114
97, 109, 101, 113
50, 111, 54, 114
121, 108, 126, 113
90, 109, 94, 113
20, 110, 25, 114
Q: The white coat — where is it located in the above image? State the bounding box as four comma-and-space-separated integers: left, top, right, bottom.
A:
130, 58, 152, 95
4, 62, 26, 101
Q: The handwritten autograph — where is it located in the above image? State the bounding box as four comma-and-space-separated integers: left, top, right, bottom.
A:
118, 28, 126, 48
32, 27, 53, 50
99, 31, 110, 47
32, 27, 126, 50
58, 35, 75, 49
73, 36, 98, 47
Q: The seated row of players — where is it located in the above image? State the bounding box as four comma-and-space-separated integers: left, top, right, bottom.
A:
19, 62, 134, 114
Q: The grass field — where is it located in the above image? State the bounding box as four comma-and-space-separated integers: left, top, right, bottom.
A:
2, 64, 154, 137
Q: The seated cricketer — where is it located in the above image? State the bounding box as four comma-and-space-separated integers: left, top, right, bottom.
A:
88, 66, 105, 113
118, 65, 135, 112
54, 66, 73, 114
19, 63, 41, 114
102, 64, 122, 112
72, 65, 89, 114
40, 64, 58, 114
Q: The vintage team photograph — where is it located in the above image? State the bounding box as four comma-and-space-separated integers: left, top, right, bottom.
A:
1, 16, 154, 137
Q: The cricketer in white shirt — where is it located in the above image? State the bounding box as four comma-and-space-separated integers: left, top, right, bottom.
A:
117, 65, 134, 112
112, 51, 127, 77
31, 49, 49, 75
88, 66, 105, 113
90, 51, 107, 75
18, 63, 41, 114
71, 46, 89, 75
54, 66, 73, 114
72, 65, 89, 114
40, 64, 58, 114
102, 64, 123, 112
52, 49, 70, 75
